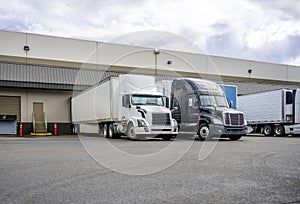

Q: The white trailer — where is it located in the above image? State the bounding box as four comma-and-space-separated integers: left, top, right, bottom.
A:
238, 89, 300, 136
71, 74, 178, 140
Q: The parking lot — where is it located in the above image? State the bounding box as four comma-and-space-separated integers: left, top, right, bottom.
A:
0, 135, 299, 204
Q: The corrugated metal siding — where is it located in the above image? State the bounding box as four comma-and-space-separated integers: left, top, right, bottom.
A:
222, 81, 299, 95
0, 61, 298, 93
0, 61, 122, 90
157, 75, 299, 95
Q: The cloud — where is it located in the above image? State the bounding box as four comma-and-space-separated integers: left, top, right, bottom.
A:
0, 0, 299, 66
288, 55, 300, 66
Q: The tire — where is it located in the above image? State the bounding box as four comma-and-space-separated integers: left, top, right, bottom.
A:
74, 124, 80, 134
263, 125, 273, 136
127, 122, 136, 139
197, 124, 210, 140
108, 123, 114, 139
103, 124, 109, 138
229, 135, 242, 141
274, 125, 285, 136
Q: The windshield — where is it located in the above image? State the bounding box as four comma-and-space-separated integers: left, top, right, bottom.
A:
200, 95, 228, 107
131, 95, 164, 106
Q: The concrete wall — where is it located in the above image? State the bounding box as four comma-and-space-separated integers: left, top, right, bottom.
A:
0, 88, 72, 123
0, 30, 27, 63
27, 34, 98, 64
99, 43, 155, 70
1, 30, 300, 84
157, 50, 207, 74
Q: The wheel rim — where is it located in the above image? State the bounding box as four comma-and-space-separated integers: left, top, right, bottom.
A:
264, 126, 271, 135
128, 124, 135, 138
275, 126, 283, 136
103, 124, 108, 137
200, 126, 209, 138
109, 124, 113, 138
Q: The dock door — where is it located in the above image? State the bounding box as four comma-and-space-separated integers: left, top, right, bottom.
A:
0, 96, 20, 134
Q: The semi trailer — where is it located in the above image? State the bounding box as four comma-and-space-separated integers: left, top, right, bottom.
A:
71, 74, 178, 140
238, 89, 300, 136
158, 78, 247, 140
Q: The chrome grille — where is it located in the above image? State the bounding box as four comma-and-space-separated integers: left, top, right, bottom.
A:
152, 113, 171, 125
224, 113, 244, 126
225, 113, 230, 124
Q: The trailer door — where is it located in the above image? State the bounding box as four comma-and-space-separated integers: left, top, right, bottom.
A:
294, 89, 300, 124
284, 90, 293, 121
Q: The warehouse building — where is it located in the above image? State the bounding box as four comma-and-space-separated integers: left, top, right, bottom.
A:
0, 30, 299, 135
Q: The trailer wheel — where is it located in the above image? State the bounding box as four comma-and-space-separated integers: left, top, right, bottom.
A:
108, 123, 115, 139
127, 122, 136, 139
197, 124, 210, 140
103, 124, 109, 138
274, 125, 285, 136
263, 125, 273, 136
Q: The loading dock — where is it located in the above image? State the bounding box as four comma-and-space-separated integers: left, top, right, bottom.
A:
0, 30, 299, 135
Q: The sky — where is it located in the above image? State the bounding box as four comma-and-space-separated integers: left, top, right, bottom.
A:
0, 0, 300, 66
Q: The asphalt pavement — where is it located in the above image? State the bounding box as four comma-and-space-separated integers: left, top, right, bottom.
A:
0, 135, 299, 204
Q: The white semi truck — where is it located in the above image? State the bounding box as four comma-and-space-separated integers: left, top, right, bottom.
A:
71, 74, 178, 140
238, 89, 300, 136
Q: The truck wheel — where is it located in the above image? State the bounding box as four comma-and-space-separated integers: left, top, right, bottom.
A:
263, 125, 273, 136
229, 135, 242, 141
103, 124, 109, 138
197, 124, 210, 140
274, 125, 285, 136
108, 123, 115, 139
127, 122, 136, 139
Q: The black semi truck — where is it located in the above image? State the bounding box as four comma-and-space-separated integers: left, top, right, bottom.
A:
169, 78, 247, 140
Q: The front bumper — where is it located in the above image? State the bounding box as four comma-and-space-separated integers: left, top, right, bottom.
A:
285, 124, 300, 135
209, 124, 247, 137
134, 126, 178, 139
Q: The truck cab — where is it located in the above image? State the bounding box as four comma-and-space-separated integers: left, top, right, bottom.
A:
120, 91, 178, 140
170, 78, 247, 140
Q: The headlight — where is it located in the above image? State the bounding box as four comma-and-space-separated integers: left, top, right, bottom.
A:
137, 119, 147, 127
211, 118, 224, 125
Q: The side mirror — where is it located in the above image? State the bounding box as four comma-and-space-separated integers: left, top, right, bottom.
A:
122, 94, 131, 108
229, 101, 233, 109
213, 104, 217, 111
